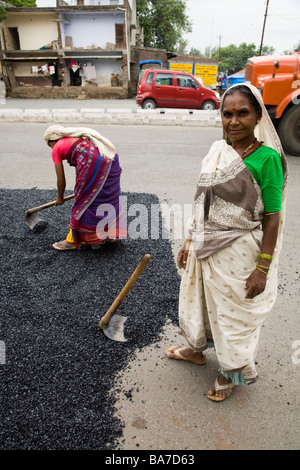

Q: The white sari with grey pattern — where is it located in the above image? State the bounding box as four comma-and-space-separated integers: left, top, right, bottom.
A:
179, 137, 286, 384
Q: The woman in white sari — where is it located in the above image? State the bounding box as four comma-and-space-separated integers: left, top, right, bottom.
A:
165, 83, 288, 401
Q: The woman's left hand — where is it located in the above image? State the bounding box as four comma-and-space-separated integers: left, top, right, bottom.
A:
245, 213, 279, 299
245, 268, 267, 299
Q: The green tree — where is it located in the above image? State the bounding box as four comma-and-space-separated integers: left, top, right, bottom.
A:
136, 0, 192, 51
1, 0, 36, 22
283, 41, 300, 55
189, 47, 202, 56
211, 42, 275, 74
0, 6, 8, 22
189, 46, 212, 57
5, 0, 36, 5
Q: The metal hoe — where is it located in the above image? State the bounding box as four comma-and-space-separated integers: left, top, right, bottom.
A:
99, 254, 151, 342
25, 194, 75, 230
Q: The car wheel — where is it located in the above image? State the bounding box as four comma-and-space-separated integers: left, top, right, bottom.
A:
142, 99, 157, 110
201, 100, 216, 110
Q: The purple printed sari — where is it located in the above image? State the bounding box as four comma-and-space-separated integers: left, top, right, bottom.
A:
66, 138, 127, 247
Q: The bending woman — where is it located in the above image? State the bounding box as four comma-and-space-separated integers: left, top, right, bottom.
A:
44, 125, 127, 250
166, 84, 288, 401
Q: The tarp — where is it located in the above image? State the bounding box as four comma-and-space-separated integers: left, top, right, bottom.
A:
227, 69, 245, 87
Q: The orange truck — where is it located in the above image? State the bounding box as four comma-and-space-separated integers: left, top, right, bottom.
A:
245, 52, 300, 156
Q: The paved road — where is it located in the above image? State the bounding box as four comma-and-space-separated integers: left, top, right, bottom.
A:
1, 122, 299, 450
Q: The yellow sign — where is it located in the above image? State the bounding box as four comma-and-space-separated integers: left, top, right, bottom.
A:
194, 64, 218, 86
169, 63, 193, 74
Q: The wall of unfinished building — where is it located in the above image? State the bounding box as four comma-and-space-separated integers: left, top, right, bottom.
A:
60, 11, 124, 49
1, 12, 58, 50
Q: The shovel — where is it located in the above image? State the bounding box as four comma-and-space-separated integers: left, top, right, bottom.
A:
25, 194, 75, 230
99, 254, 151, 342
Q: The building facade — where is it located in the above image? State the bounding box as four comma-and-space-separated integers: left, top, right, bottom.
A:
0, 0, 143, 98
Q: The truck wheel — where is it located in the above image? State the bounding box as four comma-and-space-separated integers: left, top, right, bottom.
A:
278, 105, 300, 156
142, 99, 157, 109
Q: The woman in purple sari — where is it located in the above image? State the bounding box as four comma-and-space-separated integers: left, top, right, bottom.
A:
44, 125, 127, 250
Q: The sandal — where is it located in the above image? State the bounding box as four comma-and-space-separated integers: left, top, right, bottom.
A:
52, 241, 77, 251
207, 376, 235, 402
165, 345, 206, 365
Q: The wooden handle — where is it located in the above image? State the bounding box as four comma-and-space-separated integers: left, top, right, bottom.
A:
25, 194, 75, 215
99, 254, 151, 329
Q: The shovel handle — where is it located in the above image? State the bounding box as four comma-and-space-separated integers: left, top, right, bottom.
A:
99, 254, 151, 330
25, 194, 75, 215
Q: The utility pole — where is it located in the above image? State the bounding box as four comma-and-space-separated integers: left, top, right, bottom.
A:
217, 34, 223, 61
259, 0, 269, 55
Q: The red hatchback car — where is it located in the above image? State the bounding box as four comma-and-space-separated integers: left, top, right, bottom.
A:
136, 69, 220, 110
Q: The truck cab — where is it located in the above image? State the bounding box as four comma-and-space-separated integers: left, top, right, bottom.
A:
245, 52, 300, 156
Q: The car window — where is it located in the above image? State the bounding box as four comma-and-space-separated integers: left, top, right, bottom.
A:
146, 72, 154, 84
155, 73, 173, 86
176, 74, 199, 89
138, 71, 145, 84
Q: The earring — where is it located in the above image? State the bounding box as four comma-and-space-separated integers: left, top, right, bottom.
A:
257, 118, 261, 124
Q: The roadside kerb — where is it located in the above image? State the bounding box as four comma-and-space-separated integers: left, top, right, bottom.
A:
0, 107, 222, 126
23, 108, 52, 122
0, 109, 23, 121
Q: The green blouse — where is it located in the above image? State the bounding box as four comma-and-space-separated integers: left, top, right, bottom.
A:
243, 146, 284, 212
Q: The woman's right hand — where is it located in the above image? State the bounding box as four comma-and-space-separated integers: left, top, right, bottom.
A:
55, 196, 65, 206
177, 241, 191, 270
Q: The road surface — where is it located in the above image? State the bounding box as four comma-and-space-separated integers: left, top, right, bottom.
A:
0, 122, 299, 451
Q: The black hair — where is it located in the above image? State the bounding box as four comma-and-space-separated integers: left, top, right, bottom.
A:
222, 85, 262, 118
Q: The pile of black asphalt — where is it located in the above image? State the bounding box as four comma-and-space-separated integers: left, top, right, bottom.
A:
0, 189, 181, 450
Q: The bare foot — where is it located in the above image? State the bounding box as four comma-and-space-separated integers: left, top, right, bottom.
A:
165, 345, 206, 365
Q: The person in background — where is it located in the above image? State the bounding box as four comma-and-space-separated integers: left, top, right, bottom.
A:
165, 84, 288, 401
44, 125, 127, 250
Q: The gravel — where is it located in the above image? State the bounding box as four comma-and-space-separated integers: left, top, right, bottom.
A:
0, 188, 180, 450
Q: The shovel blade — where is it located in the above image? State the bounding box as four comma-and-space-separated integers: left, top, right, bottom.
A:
103, 315, 127, 342
26, 212, 48, 232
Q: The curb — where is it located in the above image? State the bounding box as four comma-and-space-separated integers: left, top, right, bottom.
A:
0, 107, 222, 127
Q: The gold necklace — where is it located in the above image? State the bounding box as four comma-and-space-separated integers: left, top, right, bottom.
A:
241, 138, 257, 158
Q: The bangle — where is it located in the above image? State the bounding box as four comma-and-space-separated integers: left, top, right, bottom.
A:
256, 264, 269, 271
265, 211, 280, 216
257, 253, 273, 263
185, 239, 192, 243
256, 264, 269, 275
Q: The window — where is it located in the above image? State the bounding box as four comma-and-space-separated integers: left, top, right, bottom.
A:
155, 73, 173, 86
176, 74, 198, 89
146, 72, 154, 84
3, 27, 20, 51
115, 24, 124, 48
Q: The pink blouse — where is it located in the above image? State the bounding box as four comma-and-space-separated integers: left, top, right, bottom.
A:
52, 137, 76, 165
